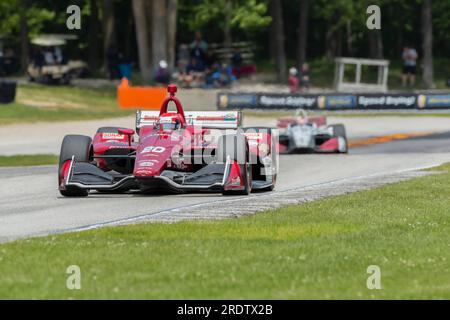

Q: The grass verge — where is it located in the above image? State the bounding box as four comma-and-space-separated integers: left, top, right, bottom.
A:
0, 154, 58, 167
0, 84, 132, 125
0, 164, 449, 299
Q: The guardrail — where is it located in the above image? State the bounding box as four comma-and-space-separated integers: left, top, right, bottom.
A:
217, 92, 450, 110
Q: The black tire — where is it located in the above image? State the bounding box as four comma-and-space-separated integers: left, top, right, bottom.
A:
329, 124, 348, 154
330, 124, 346, 138
242, 127, 277, 192
217, 134, 252, 195
59, 135, 92, 197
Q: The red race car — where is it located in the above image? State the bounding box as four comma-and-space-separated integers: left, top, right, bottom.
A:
58, 84, 277, 197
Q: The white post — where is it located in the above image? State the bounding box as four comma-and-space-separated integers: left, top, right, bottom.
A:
382, 65, 389, 92
355, 62, 361, 84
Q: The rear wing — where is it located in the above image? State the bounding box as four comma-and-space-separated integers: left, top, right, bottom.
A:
136, 111, 242, 129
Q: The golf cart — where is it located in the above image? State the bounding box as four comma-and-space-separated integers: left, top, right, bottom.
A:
27, 35, 87, 84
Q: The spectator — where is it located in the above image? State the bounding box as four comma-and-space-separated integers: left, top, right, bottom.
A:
299, 63, 310, 91
154, 60, 170, 85
231, 49, 243, 78
173, 61, 193, 88
205, 63, 235, 88
402, 46, 418, 87
288, 67, 299, 93
204, 48, 217, 69
44, 47, 55, 65
106, 46, 120, 80
54, 46, 64, 64
0, 49, 4, 76
186, 57, 206, 86
190, 32, 208, 64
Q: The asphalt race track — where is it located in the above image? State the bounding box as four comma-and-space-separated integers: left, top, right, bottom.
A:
1, 131, 450, 242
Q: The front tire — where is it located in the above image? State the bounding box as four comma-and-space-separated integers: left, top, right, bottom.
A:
59, 135, 92, 197
329, 124, 348, 154
217, 133, 252, 195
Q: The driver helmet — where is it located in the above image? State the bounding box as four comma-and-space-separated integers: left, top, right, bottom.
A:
157, 113, 183, 131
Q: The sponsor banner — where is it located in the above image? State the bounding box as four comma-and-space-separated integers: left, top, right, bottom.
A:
417, 94, 450, 109
217, 92, 450, 110
317, 95, 356, 109
217, 93, 258, 109
357, 94, 416, 109
259, 94, 317, 109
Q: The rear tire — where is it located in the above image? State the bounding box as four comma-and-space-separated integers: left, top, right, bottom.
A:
59, 135, 92, 197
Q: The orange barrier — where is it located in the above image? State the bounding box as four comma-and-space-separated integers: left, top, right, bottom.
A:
117, 78, 167, 110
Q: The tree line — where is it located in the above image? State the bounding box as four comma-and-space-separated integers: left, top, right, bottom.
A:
0, 0, 448, 88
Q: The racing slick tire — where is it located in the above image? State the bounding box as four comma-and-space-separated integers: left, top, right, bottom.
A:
329, 124, 348, 154
217, 134, 252, 195
59, 135, 93, 197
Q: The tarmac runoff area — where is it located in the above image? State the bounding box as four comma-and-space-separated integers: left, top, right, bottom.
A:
1, 116, 450, 242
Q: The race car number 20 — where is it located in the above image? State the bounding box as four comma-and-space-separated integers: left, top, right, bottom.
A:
141, 146, 166, 154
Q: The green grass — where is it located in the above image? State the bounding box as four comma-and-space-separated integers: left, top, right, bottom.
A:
0, 84, 133, 125
0, 154, 58, 167
1, 164, 450, 299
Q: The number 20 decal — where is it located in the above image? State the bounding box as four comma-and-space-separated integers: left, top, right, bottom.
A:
142, 146, 166, 153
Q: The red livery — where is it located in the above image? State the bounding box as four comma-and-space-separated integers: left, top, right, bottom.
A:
58, 84, 277, 197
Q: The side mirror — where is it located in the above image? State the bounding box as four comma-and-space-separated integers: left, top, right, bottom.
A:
118, 128, 135, 146
118, 128, 135, 136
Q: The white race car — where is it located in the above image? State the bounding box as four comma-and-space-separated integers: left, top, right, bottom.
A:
277, 109, 348, 154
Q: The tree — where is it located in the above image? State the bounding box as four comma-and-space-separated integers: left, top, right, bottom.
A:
421, 0, 434, 88
297, 0, 309, 69
19, 0, 29, 72
102, 0, 116, 68
151, 0, 168, 68
132, 0, 152, 83
192, 0, 271, 45
269, 0, 286, 82
88, 0, 101, 70
167, 0, 178, 70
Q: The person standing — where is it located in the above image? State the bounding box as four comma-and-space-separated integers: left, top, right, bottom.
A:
402, 46, 418, 87
288, 67, 299, 93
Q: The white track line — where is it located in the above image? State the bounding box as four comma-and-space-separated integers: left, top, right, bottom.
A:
54, 161, 445, 235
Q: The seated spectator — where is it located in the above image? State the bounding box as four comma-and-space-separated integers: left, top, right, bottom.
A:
186, 57, 206, 86
154, 60, 170, 85
173, 61, 193, 88
204, 49, 217, 69
288, 67, 299, 93
205, 63, 236, 88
